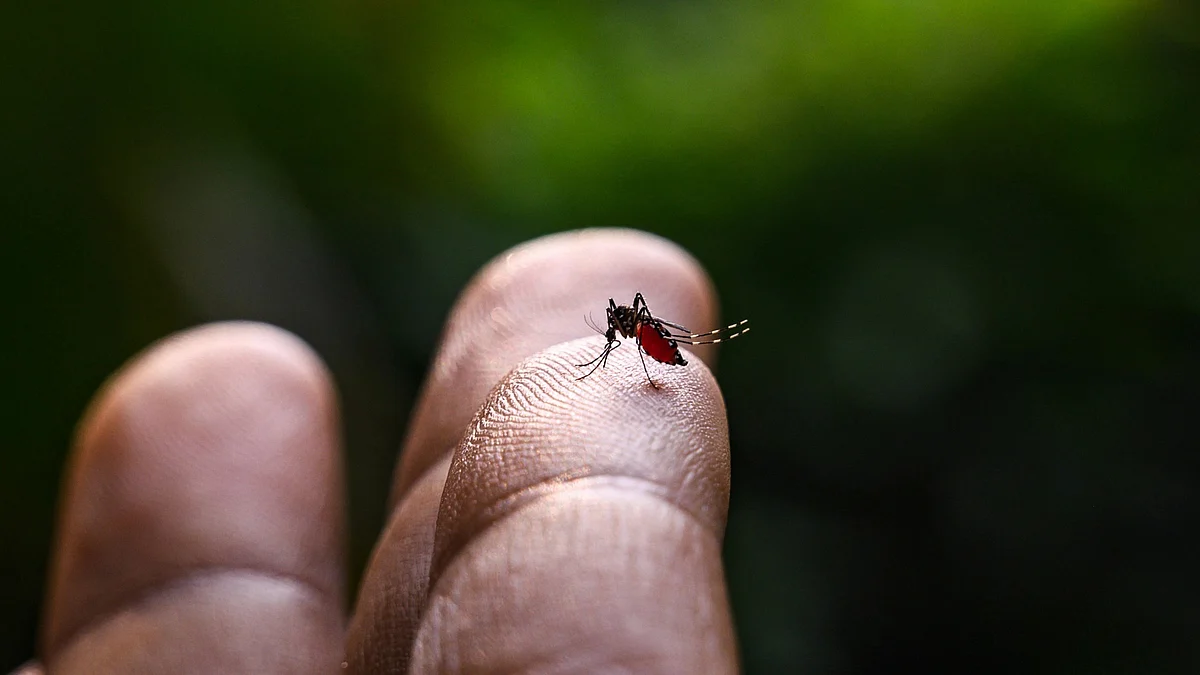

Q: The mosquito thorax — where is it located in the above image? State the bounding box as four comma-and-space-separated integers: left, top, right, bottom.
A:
612, 305, 638, 339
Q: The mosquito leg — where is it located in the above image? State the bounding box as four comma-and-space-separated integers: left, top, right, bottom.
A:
576, 344, 609, 368
656, 318, 692, 334
637, 306, 655, 333
576, 348, 609, 380
673, 326, 751, 345
576, 339, 620, 371
669, 319, 750, 340
635, 332, 658, 389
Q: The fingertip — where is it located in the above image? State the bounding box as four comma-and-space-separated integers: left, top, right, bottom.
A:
395, 227, 721, 502
78, 321, 334, 446
411, 338, 737, 672
45, 321, 346, 666
432, 337, 730, 583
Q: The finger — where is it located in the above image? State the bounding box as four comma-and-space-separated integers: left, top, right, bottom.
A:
42, 322, 346, 674
391, 228, 719, 502
344, 455, 449, 674
412, 338, 737, 673
347, 229, 719, 673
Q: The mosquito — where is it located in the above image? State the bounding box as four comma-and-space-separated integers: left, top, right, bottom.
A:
576, 292, 750, 388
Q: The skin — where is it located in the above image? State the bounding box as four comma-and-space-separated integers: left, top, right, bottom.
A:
21, 228, 740, 674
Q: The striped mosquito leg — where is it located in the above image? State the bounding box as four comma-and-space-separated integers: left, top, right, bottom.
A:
673, 319, 749, 340
675, 324, 750, 345
655, 318, 692, 334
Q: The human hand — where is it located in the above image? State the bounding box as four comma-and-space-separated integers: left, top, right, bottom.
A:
25, 229, 739, 674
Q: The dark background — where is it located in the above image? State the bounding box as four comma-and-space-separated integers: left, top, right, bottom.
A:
4, 1, 1200, 672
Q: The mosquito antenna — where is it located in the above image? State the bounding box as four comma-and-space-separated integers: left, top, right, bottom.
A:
584, 312, 606, 336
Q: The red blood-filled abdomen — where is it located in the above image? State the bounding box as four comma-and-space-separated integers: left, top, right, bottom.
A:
636, 322, 686, 365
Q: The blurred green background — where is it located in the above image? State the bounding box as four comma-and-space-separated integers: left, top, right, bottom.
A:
3, 0, 1200, 671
